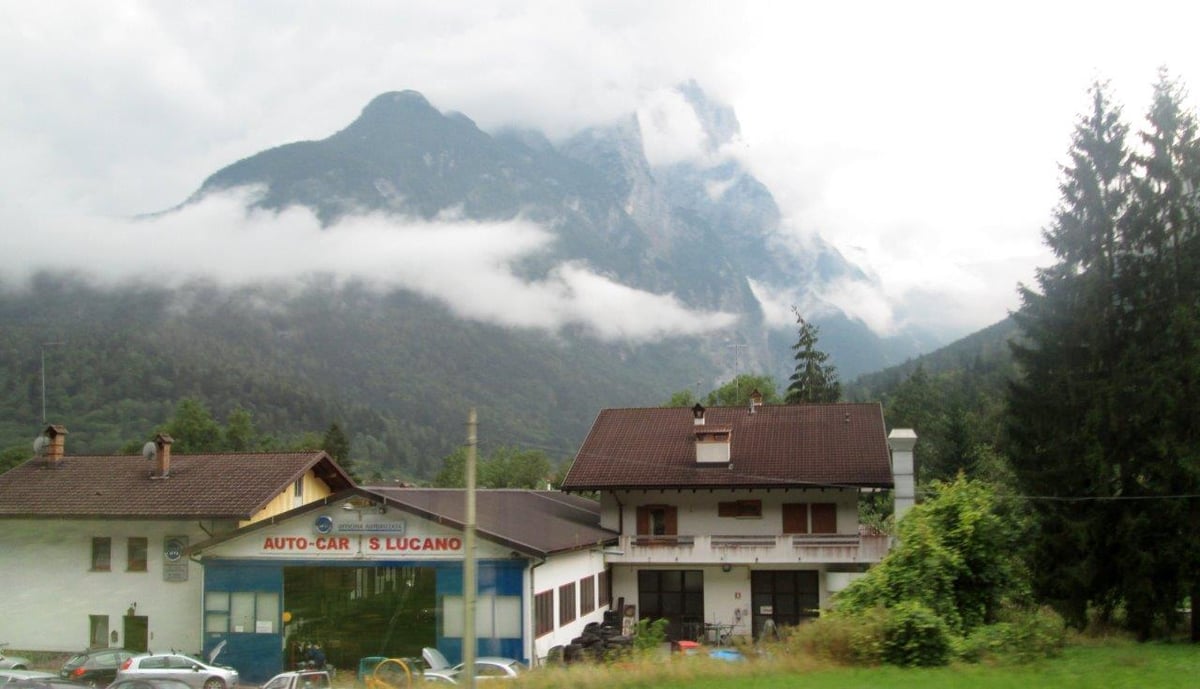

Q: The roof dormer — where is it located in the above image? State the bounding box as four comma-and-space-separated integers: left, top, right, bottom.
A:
694, 425, 732, 464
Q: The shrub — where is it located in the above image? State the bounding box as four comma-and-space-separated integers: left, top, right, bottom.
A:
786, 609, 885, 665
957, 606, 1067, 663
881, 601, 952, 667
631, 617, 669, 652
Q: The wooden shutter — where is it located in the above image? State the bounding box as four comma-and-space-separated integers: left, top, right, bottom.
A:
718, 502, 737, 517
636, 506, 650, 535
782, 503, 809, 534
811, 503, 837, 534
664, 506, 678, 535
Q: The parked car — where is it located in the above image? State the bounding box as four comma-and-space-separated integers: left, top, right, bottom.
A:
108, 678, 194, 689
6, 679, 91, 689
420, 649, 524, 683
0, 672, 57, 684
260, 670, 330, 689
0, 645, 31, 671
115, 654, 238, 689
61, 649, 136, 687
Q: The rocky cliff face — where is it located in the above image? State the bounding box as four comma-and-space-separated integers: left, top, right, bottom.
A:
193, 84, 931, 379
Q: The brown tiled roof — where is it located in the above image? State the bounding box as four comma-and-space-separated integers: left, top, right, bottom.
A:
366, 487, 617, 557
0, 451, 355, 520
561, 403, 894, 491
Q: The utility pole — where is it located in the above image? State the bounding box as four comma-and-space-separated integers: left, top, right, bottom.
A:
41, 341, 65, 424
463, 408, 477, 689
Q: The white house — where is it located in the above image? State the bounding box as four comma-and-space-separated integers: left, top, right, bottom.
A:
0, 426, 354, 664
560, 401, 914, 643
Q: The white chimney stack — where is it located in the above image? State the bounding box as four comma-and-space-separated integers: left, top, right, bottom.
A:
887, 429, 917, 523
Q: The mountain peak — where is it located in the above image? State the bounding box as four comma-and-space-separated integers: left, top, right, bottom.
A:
364, 90, 434, 112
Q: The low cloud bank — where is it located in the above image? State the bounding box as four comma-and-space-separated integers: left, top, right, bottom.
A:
1, 189, 738, 342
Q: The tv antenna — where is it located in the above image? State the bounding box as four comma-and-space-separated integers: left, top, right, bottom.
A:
727, 342, 748, 402
41, 341, 65, 424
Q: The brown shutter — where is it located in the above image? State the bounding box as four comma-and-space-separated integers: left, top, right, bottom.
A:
636, 506, 650, 535
665, 506, 678, 535
811, 503, 837, 533
718, 502, 737, 517
782, 503, 808, 534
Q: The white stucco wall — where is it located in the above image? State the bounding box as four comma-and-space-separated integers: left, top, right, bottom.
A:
0, 519, 206, 653
526, 548, 609, 663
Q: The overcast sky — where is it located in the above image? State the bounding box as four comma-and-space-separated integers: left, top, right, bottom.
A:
2, 1, 1198, 341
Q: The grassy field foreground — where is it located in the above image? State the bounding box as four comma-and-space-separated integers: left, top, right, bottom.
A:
507, 641, 1200, 689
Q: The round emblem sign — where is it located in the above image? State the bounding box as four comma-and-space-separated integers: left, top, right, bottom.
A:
164, 537, 185, 562
315, 515, 334, 534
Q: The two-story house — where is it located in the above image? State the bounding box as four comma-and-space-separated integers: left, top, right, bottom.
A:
560, 400, 915, 642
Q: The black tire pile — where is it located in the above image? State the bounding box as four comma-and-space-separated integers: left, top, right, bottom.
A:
557, 612, 634, 664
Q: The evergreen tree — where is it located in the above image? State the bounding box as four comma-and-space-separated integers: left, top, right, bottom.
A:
1122, 69, 1200, 639
1008, 80, 1133, 630
1008, 76, 1200, 639
322, 422, 352, 467
785, 309, 840, 403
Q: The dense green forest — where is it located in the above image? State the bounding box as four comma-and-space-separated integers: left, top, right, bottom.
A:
0, 274, 700, 480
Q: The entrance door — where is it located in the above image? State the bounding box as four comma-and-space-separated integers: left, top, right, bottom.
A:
636, 569, 703, 641
124, 615, 149, 652
750, 570, 819, 637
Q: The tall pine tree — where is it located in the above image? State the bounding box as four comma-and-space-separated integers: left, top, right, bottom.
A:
1009, 75, 1200, 639
1007, 80, 1133, 630
785, 308, 840, 403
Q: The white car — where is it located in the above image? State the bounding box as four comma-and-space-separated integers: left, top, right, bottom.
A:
421, 649, 525, 683
116, 654, 239, 689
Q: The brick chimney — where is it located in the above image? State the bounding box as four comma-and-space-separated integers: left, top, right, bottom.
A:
153, 433, 174, 479
43, 424, 67, 467
888, 428, 918, 523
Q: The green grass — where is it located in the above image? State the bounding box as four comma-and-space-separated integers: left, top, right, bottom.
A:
512, 641, 1200, 689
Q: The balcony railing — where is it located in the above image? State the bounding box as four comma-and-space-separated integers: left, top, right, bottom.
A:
614, 532, 889, 564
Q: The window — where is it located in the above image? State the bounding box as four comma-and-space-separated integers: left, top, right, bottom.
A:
558, 581, 577, 626
717, 500, 762, 518
91, 537, 111, 571
598, 569, 610, 608
580, 575, 596, 615
88, 615, 109, 648
783, 503, 838, 534
637, 569, 704, 641
635, 505, 677, 536
534, 590, 554, 637
127, 537, 148, 572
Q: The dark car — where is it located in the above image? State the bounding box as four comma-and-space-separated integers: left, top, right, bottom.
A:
61, 650, 136, 688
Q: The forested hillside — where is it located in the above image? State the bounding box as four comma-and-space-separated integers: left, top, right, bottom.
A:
845, 317, 1019, 485
0, 275, 699, 479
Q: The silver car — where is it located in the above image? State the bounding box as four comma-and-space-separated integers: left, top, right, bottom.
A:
115, 654, 239, 689
0, 645, 30, 671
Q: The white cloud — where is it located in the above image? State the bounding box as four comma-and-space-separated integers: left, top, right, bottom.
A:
0, 189, 737, 342
637, 88, 709, 167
